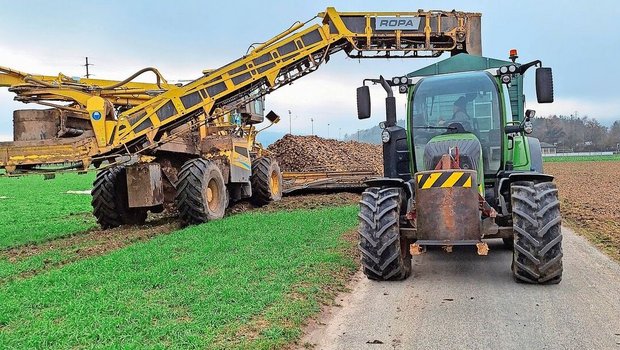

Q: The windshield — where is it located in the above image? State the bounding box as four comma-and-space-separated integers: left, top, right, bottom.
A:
410, 71, 502, 174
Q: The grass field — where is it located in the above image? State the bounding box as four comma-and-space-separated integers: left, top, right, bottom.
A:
0, 172, 360, 349
0, 206, 358, 349
543, 154, 620, 162
0, 173, 96, 248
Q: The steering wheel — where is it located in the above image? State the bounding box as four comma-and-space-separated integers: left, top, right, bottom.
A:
445, 122, 468, 134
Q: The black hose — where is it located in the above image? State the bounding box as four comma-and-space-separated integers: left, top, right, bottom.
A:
100, 67, 169, 90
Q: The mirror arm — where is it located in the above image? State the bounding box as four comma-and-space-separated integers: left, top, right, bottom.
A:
379, 76, 394, 97
518, 60, 542, 75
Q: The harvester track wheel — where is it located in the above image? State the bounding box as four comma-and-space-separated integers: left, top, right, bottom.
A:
91, 167, 147, 229
250, 157, 282, 206
175, 158, 228, 225
511, 181, 563, 284
358, 187, 411, 281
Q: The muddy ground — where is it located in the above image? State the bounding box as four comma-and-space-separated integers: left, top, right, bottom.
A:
546, 161, 620, 261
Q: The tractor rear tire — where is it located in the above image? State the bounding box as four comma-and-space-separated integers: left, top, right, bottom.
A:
250, 157, 282, 206
91, 167, 148, 229
175, 158, 228, 225
358, 187, 411, 281
511, 181, 563, 284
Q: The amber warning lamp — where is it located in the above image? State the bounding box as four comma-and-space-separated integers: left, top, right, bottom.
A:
509, 49, 519, 62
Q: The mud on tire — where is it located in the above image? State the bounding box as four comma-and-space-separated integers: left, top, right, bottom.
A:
175, 158, 228, 226
511, 180, 563, 284
358, 187, 411, 281
91, 167, 147, 229
250, 157, 282, 206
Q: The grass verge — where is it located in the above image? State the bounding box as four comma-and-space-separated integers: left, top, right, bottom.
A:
564, 218, 620, 263
0, 205, 359, 349
0, 173, 96, 249
543, 154, 620, 162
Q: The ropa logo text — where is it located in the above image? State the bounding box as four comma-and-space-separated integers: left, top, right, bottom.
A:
375, 17, 421, 31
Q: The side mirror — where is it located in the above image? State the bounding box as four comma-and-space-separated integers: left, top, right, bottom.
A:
265, 110, 280, 123
357, 86, 371, 119
536, 67, 554, 103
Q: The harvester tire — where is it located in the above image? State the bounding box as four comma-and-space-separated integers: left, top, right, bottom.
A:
175, 158, 228, 225
250, 157, 282, 206
358, 187, 411, 281
511, 181, 563, 284
91, 167, 147, 229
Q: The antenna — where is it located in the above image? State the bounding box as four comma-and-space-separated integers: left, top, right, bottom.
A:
84, 57, 94, 78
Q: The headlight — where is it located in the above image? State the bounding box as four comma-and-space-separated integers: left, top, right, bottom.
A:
399, 85, 408, 93
381, 130, 391, 143
400, 76, 408, 84
392, 77, 400, 85
499, 66, 509, 74
379, 121, 386, 129
508, 65, 517, 73
501, 75, 512, 84
524, 121, 533, 134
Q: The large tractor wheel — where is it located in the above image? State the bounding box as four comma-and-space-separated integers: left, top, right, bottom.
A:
175, 158, 228, 225
358, 187, 411, 281
250, 157, 282, 206
511, 181, 563, 284
91, 167, 147, 229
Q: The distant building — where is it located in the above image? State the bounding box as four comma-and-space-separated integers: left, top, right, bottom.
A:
540, 142, 557, 155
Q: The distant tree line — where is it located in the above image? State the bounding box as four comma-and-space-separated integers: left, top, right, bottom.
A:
345, 116, 620, 152
530, 115, 620, 152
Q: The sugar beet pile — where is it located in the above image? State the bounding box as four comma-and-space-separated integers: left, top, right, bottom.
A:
267, 135, 383, 174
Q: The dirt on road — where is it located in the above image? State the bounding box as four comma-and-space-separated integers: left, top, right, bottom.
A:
546, 161, 620, 261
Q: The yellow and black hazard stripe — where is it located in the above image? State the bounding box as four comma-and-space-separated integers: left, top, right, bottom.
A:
416, 171, 472, 189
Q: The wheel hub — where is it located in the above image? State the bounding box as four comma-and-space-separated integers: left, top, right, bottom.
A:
206, 178, 220, 211
270, 171, 280, 195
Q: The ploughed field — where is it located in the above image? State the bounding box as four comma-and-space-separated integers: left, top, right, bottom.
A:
546, 160, 620, 261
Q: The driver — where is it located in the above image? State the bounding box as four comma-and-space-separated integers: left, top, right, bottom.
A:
452, 96, 470, 122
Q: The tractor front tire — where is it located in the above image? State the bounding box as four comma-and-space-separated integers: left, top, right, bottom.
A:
511, 181, 563, 284
91, 167, 147, 229
175, 158, 228, 226
358, 187, 411, 281
250, 157, 282, 206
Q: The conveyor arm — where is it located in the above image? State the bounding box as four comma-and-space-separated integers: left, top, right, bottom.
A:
0, 7, 481, 171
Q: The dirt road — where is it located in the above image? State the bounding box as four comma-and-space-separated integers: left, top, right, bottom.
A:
303, 227, 620, 349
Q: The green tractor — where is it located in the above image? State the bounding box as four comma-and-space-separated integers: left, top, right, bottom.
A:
356, 53, 562, 284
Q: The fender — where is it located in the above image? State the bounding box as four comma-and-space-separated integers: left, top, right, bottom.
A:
526, 137, 544, 173
365, 177, 414, 199
496, 171, 554, 216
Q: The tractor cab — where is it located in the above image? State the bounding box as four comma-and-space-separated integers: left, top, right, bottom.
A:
409, 71, 503, 180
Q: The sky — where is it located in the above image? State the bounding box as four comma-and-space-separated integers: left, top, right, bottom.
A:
1, 0, 619, 141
